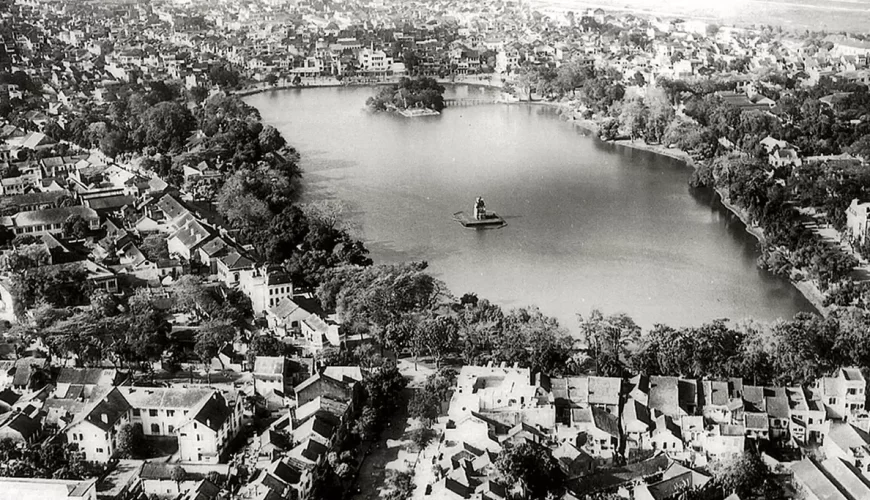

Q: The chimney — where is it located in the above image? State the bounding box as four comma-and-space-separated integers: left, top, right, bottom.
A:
206, 419, 211, 428
101, 413, 108, 424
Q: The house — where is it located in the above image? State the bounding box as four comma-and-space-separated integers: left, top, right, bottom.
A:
3, 206, 100, 236
786, 386, 826, 445
294, 372, 359, 408
55, 367, 125, 400
120, 387, 242, 463
167, 215, 214, 261
702, 423, 745, 460
245, 458, 311, 500
649, 376, 698, 420
301, 313, 341, 355
239, 266, 294, 315
63, 387, 131, 462
650, 414, 684, 456
819, 457, 870, 499
813, 367, 867, 421
0, 477, 97, 500
768, 148, 802, 168
622, 398, 653, 449
267, 297, 315, 334
571, 406, 619, 462
9, 357, 49, 392
552, 441, 596, 478
0, 410, 40, 443
175, 391, 241, 463
824, 421, 870, 477
253, 356, 291, 401
846, 199, 870, 244
633, 462, 712, 500
0, 190, 71, 215
139, 463, 228, 499
216, 252, 256, 287
789, 458, 850, 500
702, 380, 742, 424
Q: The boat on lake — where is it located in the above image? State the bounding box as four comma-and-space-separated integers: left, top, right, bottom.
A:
453, 197, 506, 228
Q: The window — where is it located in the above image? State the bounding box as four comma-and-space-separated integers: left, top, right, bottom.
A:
167, 410, 175, 417
149, 409, 158, 417
151, 423, 160, 433
168, 425, 174, 434
96, 448, 104, 453
132, 409, 140, 416
196, 434, 201, 441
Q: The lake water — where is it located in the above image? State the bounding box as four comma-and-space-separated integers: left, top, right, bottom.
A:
532, 0, 870, 34
245, 85, 815, 331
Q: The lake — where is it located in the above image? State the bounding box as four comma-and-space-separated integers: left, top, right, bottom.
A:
532, 0, 870, 34
245, 85, 815, 331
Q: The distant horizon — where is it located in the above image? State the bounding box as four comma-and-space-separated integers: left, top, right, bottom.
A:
530, 0, 870, 35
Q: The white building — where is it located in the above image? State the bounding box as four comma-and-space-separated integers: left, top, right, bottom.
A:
846, 199, 870, 245
239, 266, 294, 315
0, 477, 97, 500
358, 48, 393, 74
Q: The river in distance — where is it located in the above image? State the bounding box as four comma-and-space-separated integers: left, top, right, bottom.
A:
245, 85, 815, 331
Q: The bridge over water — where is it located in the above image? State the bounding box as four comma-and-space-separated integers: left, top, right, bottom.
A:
443, 97, 501, 107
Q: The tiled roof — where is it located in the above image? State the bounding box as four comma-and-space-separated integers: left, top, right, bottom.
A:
13, 205, 98, 227
57, 367, 118, 386
119, 386, 213, 410
254, 356, 286, 376
82, 387, 131, 431
192, 392, 232, 431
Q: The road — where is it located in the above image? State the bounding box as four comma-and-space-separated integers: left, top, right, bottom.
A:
350, 359, 435, 500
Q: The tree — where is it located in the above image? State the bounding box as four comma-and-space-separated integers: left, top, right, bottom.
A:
384, 470, 416, 500
139, 234, 170, 261
195, 319, 236, 368
710, 452, 782, 499
409, 425, 436, 450
170, 465, 187, 487
137, 101, 196, 152
619, 97, 649, 141
515, 67, 538, 101
412, 315, 458, 368
116, 423, 146, 458
188, 86, 209, 104
265, 74, 279, 86
10, 265, 90, 316
495, 442, 566, 500
247, 334, 285, 364
578, 309, 640, 377
362, 363, 408, 419
209, 64, 240, 88
4, 243, 50, 271
258, 124, 286, 153
62, 215, 90, 240
352, 405, 378, 441
409, 390, 441, 424
99, 130, 128, 158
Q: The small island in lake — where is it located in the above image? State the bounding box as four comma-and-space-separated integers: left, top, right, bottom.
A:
366, 77, 446, 116
454, 197, 506, 228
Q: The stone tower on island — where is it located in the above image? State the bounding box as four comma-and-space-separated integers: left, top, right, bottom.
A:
474, 197, 486, 220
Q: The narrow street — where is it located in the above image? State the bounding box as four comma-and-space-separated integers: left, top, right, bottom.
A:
350, 359, 435, 500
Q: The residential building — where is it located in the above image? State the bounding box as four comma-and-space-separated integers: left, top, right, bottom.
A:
0, 477, 97, 500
